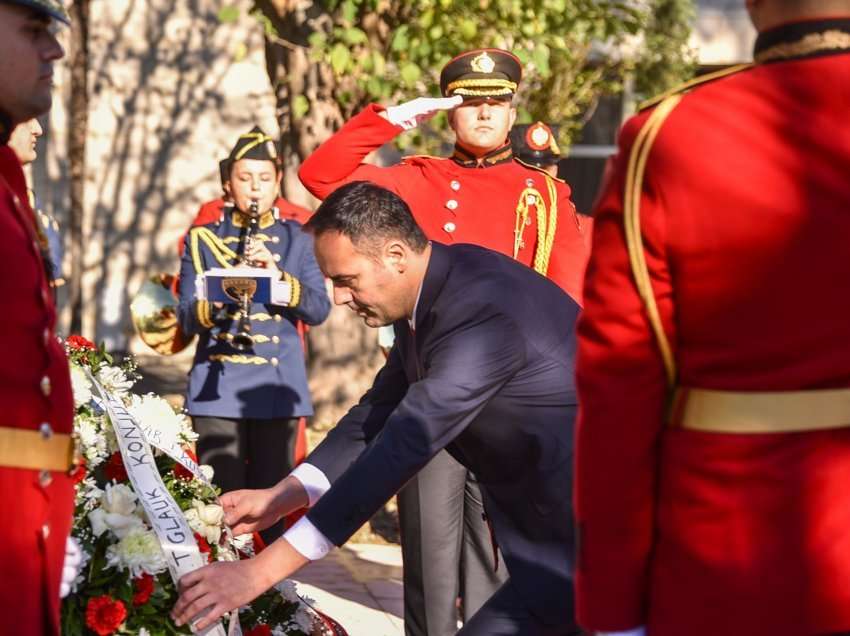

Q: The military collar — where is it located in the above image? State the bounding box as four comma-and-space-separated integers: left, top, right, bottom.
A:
755, 17, 850, 63
0, 110, 11, 146
232, 207, 277, 229
450, 141, 513, 168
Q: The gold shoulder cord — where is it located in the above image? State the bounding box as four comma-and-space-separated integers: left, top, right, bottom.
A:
623, 95, 682, 388
190, 227, 239, 272
513, 174, 558, 276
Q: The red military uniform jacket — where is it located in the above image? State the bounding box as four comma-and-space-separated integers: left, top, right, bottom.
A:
0, 142, 74, 635
298, 104, 589, 303
575, 19, 850, 636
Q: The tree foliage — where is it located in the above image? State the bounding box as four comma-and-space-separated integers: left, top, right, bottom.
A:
224, 0, 696, 152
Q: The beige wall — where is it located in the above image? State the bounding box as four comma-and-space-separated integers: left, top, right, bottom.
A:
35, 0, 283, 350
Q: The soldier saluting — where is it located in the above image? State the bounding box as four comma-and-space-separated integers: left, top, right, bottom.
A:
299, 48, 589, 636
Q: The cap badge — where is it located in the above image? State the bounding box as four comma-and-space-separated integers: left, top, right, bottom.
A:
527, 123, 551, 151
266, 140, 278, 159
471, 51, 496, 74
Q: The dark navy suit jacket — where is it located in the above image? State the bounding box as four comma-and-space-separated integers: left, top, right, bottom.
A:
307, 242, 579, 626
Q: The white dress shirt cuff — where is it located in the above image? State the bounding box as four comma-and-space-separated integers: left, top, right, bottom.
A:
290, 462, 331, 507
598, 627, 647, 636
283, 515, 334, 561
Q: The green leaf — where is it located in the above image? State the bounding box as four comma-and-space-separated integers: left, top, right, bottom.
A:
293, 95, 310, 119
343, 27, 368, 45
459, 19, 477, 40
531, 45, 551, 76
341, 0, 358, 23
217, 5, 240, 24
391, 25, 409, 51
400, 63, 421, 87
308, 31, 326, 48
330, 43, 350, 74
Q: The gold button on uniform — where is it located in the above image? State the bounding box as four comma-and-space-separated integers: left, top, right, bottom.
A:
39, 422, 52, 439
443, 222, 456, 233
446, 199, 458, 210
39, 471, 52, 489
450, 180, 461, 191
271, 357, 279, 366
40, 375, 51, 396
271, 236, 280, 243
273, 254, 281, 262
41, 522, 50, 538
274, 314, 282, 322
272, 335, 280, 344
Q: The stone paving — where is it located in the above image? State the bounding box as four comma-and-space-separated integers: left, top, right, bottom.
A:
295, 544, 405, 636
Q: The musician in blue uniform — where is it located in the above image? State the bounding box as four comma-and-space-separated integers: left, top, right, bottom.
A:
177, 127, 330, 542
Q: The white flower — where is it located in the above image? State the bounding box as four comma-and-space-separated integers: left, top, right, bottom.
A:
69, 365, 92, 408
128, 393, 191, 450
88, 507, 144, 539
276, 579, 300, 603
105, 528, 167, 577
102, 483, 137, 516
199, 464, 214, 482
293, 605, 315, 633
184, 499, 224, 544
97, 365, 134, 397
76, 416, 108, 466
139, 630, 151, 636
70, 544, 91, 595
88, 483, 145, 538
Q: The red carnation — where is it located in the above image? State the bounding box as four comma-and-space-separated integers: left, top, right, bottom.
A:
172, 448, 199, 480
245, 626, 272, 636
194, 532, 212, 561
104, 452, 128, 482
67, 335, 96, 351
85, 595, 127, 636
132, 573, 154, 606
70, 458, 87, 484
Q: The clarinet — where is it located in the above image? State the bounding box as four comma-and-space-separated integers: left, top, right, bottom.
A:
231, 200, 260, 352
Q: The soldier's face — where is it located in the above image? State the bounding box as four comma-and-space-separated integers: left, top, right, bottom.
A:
8, 118, 43, 165
0, 6, 64, 126
449, 98, 516, 155
314, 231, 411, 328
227, 159, 281, 215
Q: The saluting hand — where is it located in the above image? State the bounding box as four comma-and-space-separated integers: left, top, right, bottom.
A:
382, 95, 464, 130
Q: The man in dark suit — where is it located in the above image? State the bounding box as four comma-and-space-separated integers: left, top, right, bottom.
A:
173, 181, 580, 635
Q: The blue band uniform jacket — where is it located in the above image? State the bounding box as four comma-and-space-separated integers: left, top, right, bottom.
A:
177, 208, 330, 419
305, 242, 579, 627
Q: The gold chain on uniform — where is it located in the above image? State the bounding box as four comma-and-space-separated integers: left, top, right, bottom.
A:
513, 175, 558, 276
755, 29, 850, 63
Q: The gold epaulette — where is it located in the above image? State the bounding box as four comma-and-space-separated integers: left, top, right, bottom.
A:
400, 154, 441, 164
638, 64, 753, 112
514, 158, 567, 184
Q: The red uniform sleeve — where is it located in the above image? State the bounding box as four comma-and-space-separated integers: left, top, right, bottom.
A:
574, 111, 677, 630
298, 104, 411, 200
546, 181, 590, 305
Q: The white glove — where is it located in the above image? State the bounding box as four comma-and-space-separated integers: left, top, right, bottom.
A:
384, 95, 463, 130
194, 273, 207, 301
598, 628, 647, 636
270, 279, 292, 306
60, 536, 83, 598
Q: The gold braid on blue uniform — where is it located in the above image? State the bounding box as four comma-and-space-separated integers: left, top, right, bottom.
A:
195, 299, 215, 329
281, 271, 301, 308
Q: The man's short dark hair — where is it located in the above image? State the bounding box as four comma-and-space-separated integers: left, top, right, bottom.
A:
304, 181, 429, 254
